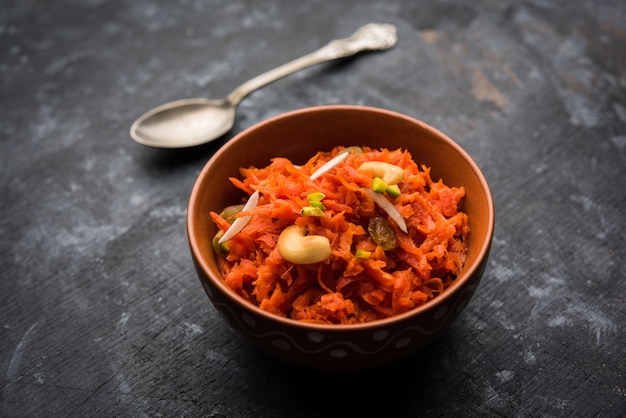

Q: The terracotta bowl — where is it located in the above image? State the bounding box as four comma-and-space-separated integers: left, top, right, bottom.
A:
187, 105, 494, 371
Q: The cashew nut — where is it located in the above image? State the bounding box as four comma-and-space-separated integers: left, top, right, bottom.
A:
277, 225, 331, 264
358, 161, 405, 185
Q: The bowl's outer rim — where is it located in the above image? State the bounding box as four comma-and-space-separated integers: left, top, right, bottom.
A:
187, 104, 495, 333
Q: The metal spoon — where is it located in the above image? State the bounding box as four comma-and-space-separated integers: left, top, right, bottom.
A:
130, 23, 397, 148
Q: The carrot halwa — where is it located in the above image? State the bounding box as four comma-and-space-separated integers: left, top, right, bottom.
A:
210, 146, 469, 324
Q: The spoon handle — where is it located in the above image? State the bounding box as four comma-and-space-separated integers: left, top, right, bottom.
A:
226, 23, 398, 106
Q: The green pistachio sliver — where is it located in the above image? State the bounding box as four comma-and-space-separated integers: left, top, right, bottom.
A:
307, 191, 326, 209
355, 249, 372, 259
307, 192, 326, 202
301, 206, 325, 217
386, 184, 402, 198
212, 231, 230, 254
372, 177, 388, 194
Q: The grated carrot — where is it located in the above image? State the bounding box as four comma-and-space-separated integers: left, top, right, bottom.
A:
210, 146, 469, 324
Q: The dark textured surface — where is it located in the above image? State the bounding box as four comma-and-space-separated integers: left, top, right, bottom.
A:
1, 1, 625, 416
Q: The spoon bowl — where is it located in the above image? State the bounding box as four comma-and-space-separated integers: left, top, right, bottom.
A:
130, 23, 398, 148
130, 98, 235, 148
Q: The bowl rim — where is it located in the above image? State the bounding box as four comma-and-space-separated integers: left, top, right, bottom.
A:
187, 104, 494, 332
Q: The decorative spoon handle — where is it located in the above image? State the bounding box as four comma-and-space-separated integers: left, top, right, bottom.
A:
226, 23, 398, 105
